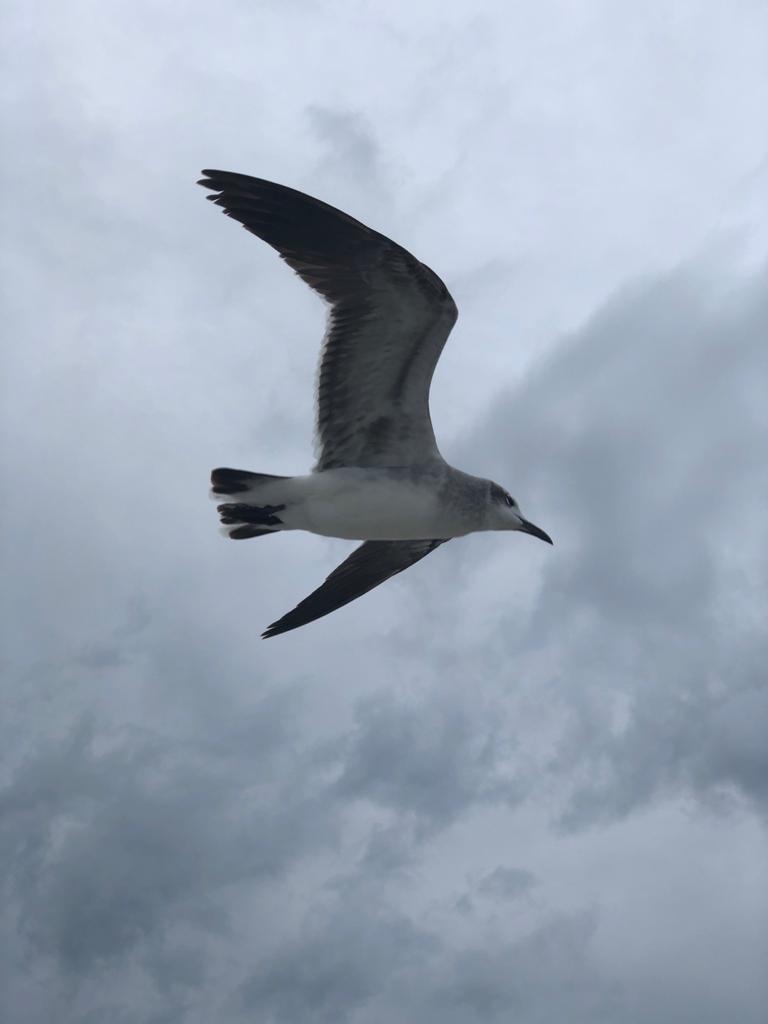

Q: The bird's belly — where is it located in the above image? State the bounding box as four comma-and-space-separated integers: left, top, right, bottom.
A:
287, 472, 455, 540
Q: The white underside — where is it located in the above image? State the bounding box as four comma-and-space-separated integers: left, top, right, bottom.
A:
227, 468, 474, 541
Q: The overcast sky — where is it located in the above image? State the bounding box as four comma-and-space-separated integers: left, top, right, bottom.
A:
2, 2, 767, 1022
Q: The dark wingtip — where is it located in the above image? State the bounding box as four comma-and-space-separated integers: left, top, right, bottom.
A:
261, 622, 284, 640
261, 611, 304, 639
197, 169, 228, 191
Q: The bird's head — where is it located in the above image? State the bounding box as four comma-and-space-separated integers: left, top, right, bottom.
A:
489, 483, 553, 544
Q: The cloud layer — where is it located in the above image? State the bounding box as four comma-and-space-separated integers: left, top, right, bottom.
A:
2, 2, 767, 1022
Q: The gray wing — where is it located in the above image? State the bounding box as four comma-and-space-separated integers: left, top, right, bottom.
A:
199, 171, 458, 469
262, 539, 447, 638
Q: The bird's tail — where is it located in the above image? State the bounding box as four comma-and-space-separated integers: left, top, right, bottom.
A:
211, 467, 291, 540
211, 467, 290, 496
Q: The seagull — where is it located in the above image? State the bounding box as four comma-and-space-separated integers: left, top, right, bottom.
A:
199, 170, 552, 638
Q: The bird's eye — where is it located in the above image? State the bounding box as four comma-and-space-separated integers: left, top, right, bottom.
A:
505, 494, 516, 508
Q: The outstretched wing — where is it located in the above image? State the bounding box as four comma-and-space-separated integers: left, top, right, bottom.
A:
199, 171, 458, 470
262, 539, 447, 638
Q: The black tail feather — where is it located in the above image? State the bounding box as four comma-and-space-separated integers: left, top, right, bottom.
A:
211, 467, 289, 495
228, 526, 275, 540
217, 502, 285, 527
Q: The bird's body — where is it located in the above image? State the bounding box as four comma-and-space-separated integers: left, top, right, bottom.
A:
220, 464, 495, 541
200, 169, 552, 636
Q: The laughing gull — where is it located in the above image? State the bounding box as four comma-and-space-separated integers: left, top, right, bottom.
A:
199, 170, 552, 638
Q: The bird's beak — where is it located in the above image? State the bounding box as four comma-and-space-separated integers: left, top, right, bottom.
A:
518, 518, 553, 545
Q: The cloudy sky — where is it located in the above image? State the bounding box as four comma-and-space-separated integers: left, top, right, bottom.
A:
2, 1, 767, 1021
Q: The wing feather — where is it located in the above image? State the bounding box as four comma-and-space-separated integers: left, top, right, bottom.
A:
262, 539, 447, 638
198, 170, 458, 469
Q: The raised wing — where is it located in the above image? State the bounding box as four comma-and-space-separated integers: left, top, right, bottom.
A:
262, 539, 447, 638
198, 171, 458, 470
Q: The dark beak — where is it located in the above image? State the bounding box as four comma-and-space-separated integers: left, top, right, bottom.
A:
519, 518, 553, 545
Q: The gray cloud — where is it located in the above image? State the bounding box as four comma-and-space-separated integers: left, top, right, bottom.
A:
475, 866, 537, 901
0, 697, 337, 978
331, 690, 524, 832
238, 898, 617, 1024
2, 2, 767, 1022
308, 107, 381, 184
239, 900, 437, 1024
466, 266, 768, 826
3, 248, 766, 1024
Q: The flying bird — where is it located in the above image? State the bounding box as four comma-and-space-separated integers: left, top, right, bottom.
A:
199, 170, 552, 637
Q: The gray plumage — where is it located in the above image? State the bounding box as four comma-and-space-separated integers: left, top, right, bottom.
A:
200, 170, 552, 637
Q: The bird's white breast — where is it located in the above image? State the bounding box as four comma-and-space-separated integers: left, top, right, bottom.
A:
282, 468, 455, 541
